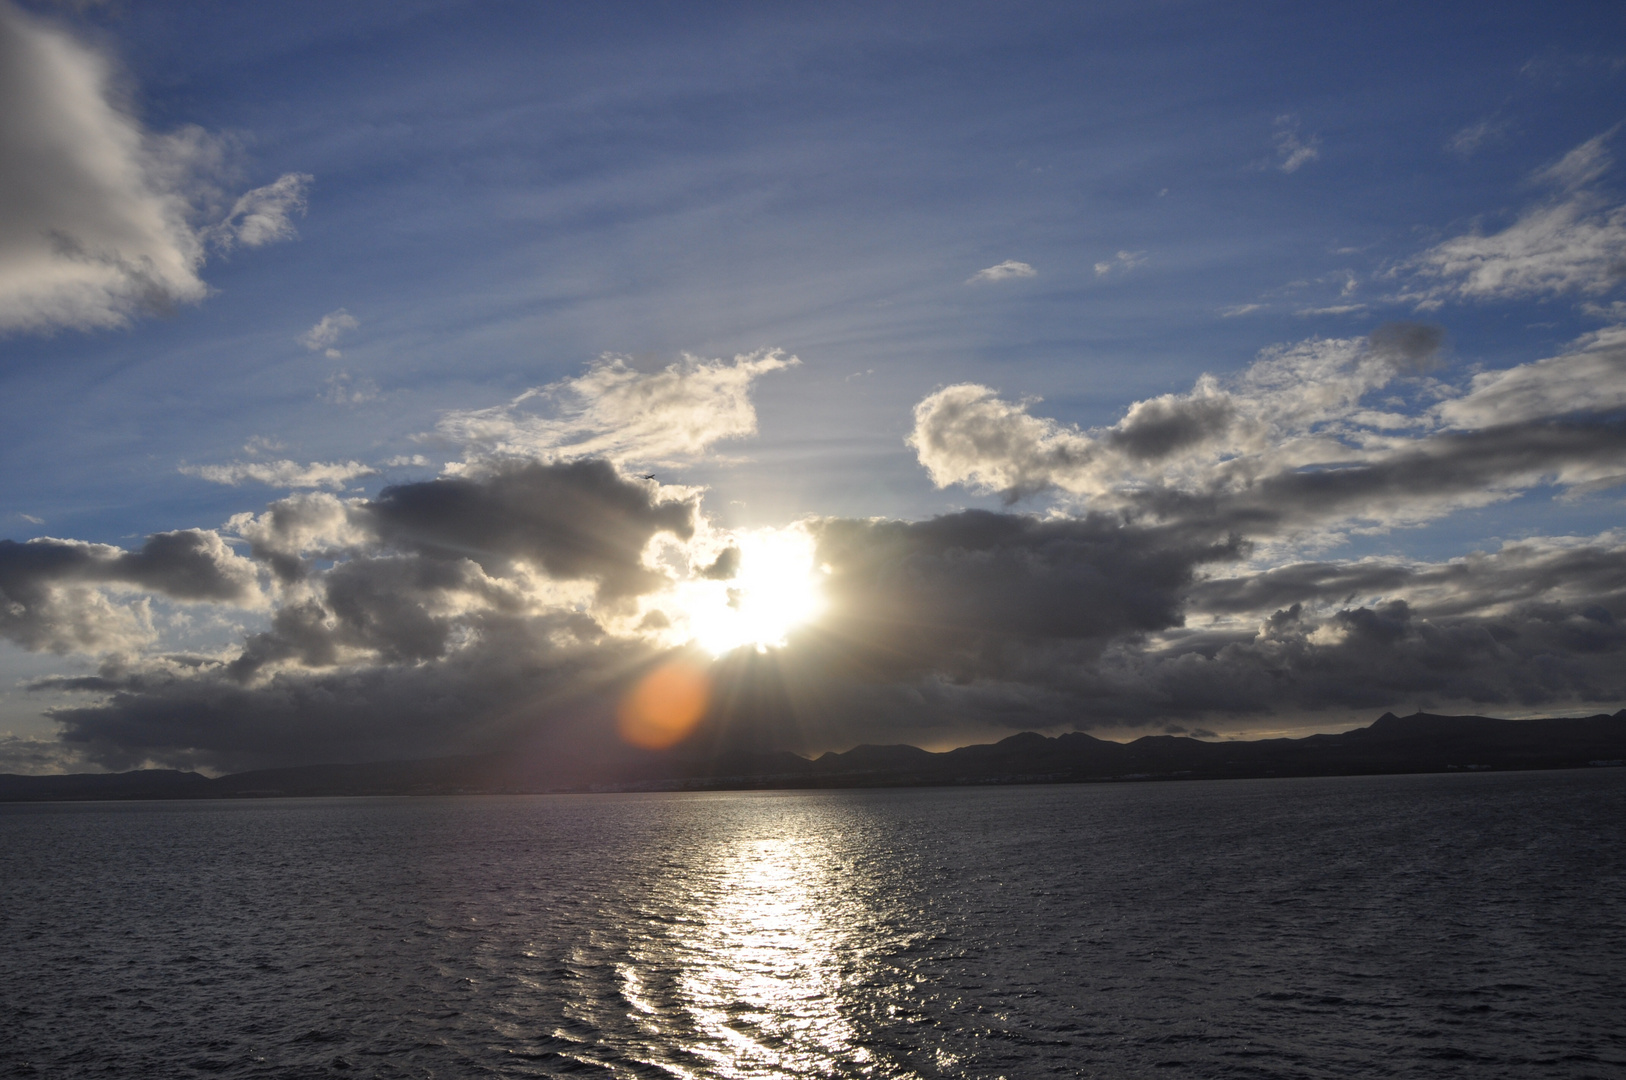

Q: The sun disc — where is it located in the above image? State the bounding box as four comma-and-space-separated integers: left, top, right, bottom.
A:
678, 527, 826, 656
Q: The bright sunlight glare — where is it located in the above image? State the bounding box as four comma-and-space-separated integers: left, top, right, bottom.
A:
678, 527, 826, 656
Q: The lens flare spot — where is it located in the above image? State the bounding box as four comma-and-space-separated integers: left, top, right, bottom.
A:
618, 659, 711, 749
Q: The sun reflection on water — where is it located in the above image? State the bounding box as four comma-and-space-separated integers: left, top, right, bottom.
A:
684, 838, 864, 1075
618, 829, 871, 1078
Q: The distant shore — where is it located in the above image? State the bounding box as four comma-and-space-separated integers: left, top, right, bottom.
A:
4, 709, 1623, 802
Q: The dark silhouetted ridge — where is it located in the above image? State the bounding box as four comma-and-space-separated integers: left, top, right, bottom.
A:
3, 710, 1623, 800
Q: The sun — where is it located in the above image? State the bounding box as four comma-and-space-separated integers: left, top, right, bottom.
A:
675, 527, 827, 656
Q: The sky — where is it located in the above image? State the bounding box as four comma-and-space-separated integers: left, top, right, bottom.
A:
2, 0, 1625, 774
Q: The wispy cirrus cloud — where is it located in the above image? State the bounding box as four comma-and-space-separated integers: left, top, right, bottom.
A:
181, 460, 377, 490
1445, 118, 1505, 157
1401, 131, 1626, 306
1093, 250, 1146, 278
1273, 115, 1320, 172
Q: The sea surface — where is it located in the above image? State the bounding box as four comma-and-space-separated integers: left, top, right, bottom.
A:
1, 770, 1623, 1079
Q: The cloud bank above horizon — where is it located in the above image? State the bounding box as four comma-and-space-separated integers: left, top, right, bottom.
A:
6, 302, 1626, 772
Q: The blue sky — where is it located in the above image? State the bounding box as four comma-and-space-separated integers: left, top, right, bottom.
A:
2, 0, 1624, 770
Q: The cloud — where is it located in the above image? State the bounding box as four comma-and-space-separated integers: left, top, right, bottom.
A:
1403, 131, 1626, 304
17, 444, 1626, 770
26, 461, 703, 769
299, 308, 358, 359
1101, 533, 1626, 722
1093, 251, 1146, 278
1435, 323, 1626, 430
1446, 118, 1504, 157
320, 371, 380, 405
1220, 303, 1264, 317
1531, 130, 1616, 191
805, 511, 1241, 681
181, 460, 378, 490
226, 491, 370, 584
22, 498, 1242, 769
0, 530, 260, 652
204, 171, 311, 251
908, 320, 1626, 540
966, 260, 1037, 284
1273, 115, 1320, 173
1367, 321, 1445, 370
42, 616, 652, 773
437, 350, 797, 466
0, 2, 308, 334
0, 733, 88, 775
11, 319, 1626, 770
367, 459, 697, 602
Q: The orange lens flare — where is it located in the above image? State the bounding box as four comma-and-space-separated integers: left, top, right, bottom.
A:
617, 659, 711, 749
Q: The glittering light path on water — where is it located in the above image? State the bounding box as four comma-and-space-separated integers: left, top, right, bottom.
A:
3, 773, 1625, 1078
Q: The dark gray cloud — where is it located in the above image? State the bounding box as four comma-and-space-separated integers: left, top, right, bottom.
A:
1367, 321, 1444, 371
697, 531, 1626, 747
1139, 411, 1626, 536
14, 464, 671, 768
22, 499, 1626, 770
808, 510, 1242, 677
0, 531, 258, 652
47, 613, 653, 772
1049, 536, 1626, 724
1097, 596, 1626, 722
369, 459, 697, 600
223, 554, 523, 680
1104, 395, 1236, 461
1188, 538, 1626, 620
24, 503, 1251, 767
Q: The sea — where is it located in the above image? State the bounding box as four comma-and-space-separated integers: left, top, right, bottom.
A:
1, 770, 1622, 1079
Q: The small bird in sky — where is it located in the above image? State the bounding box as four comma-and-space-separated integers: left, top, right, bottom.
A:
639, 474, 656, 480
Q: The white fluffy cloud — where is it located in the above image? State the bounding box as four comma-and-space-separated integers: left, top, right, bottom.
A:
181, 460, 378, 490
0, 2, 307, 334
967, 260, 1036, 283
437, 349, 798, 466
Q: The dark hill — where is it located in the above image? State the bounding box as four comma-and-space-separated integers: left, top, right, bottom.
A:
3, 710, 1622, 801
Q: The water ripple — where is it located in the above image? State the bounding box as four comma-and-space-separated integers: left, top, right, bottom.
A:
1, 771, 1623, 1077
